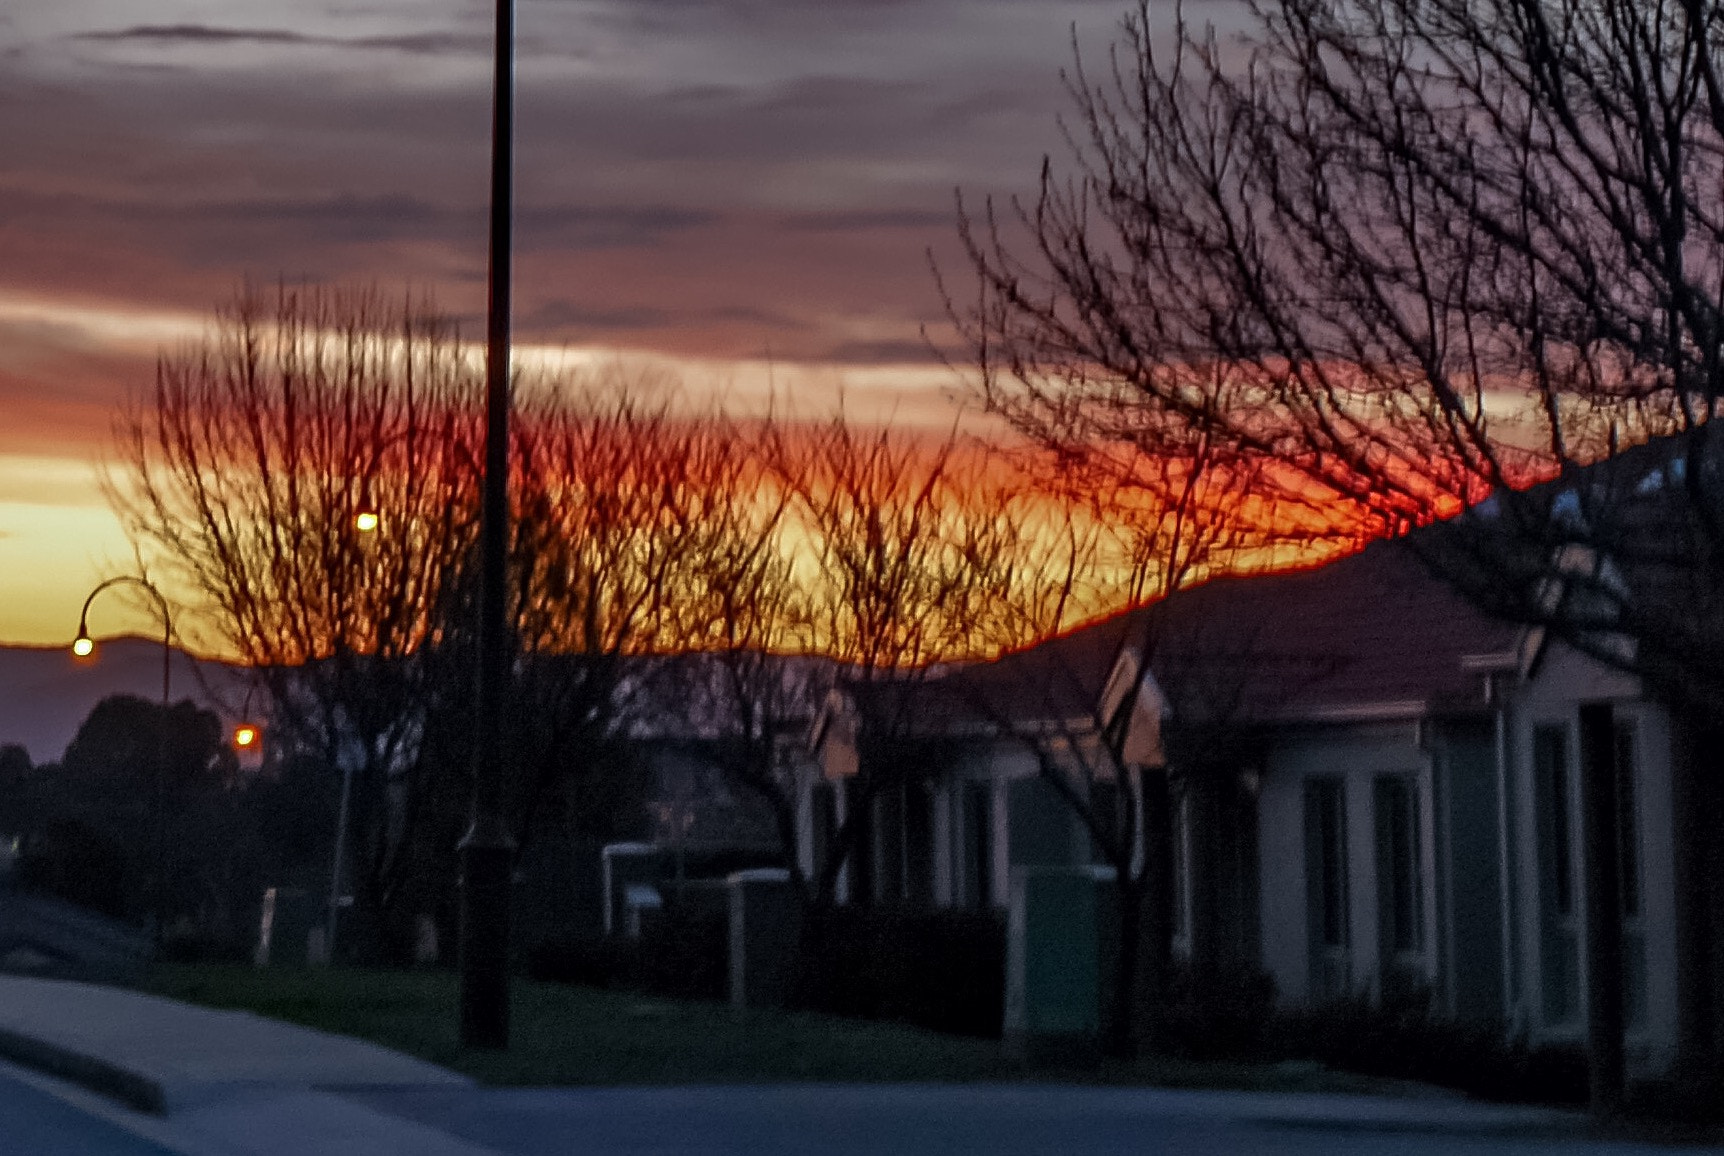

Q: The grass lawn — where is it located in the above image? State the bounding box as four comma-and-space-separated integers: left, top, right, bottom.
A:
144, 963, 1403, 1093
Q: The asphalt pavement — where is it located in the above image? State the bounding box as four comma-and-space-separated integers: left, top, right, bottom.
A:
0, 1061, 180, 1156
0, 975, 1720, 1155
345, 1084, 1711, 1156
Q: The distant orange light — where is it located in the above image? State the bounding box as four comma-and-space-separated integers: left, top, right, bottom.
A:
355, 510, 380, 533
233, 725, 260, 750
71, 635, 95, 658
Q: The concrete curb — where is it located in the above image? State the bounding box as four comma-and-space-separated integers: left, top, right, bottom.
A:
0, 1024, 165, 1115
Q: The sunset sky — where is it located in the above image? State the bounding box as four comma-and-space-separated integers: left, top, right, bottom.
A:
0, 0, 1247, 647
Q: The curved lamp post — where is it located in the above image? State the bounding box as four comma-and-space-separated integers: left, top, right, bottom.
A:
72, 576, 173, 944
73, 577, 172, 705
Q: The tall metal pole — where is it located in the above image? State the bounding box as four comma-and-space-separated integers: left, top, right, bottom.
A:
458, 0, 516, 1049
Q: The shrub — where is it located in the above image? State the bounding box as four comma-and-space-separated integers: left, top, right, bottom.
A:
1270, 989, 1587, 1105
526, 934, 641, 990
159, 931, 252, 965
15, 819, 134, 920
796, 905, 1005, 1038
1149, 958, 1278, 1060
527, 887, 729, 1002
637, 891, 730, 1002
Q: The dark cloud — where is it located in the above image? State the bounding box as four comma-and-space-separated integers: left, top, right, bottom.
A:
0, 182, 709, 256
820, 338, 943, 366
76, 24, 312, 45
518, 204, 717, 249
74, 24, 492, 56
780, 209, 952, 233
1, 0, 1157, 450
703, 305, 813, 331
521, 300, 673, 332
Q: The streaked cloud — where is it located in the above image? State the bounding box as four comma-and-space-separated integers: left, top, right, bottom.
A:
74, 24, 493, 55
0, 0, 1244, 641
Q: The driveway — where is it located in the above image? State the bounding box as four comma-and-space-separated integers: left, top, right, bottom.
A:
348, 1084, 1712, 1156
0, 1063, 181, 1156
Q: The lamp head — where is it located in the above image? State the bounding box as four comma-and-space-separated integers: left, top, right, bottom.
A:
355, 509, 380, 534
233, 724, 260, 750
71, 628, 94, 659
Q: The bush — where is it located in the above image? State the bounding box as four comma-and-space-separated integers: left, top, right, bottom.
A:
795, 905, 1005, 1038
1149, 958, 1278, 1060
1270, 989, 1588, 1105
159, 931, 252, 965
15, 819, 134, 920
527, 888, 730, 1002
526, 934, 641, 990
637, 891, 729, 1002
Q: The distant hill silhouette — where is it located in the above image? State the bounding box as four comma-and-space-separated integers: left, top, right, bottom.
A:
0, 638, 246, 765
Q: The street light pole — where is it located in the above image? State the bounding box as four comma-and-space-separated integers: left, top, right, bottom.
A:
73, 576, 173, 946
459, 0, 516, 1049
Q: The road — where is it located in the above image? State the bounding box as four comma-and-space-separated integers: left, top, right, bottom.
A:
347, 1084, 1719, 1156
0, 1063, 180, 1156
6, 1071, 1721, 1155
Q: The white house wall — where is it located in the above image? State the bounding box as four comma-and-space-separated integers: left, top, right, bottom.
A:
934, 742, 1029, 912
1507, 641, 1678, 1074
1258, 722, 1432, 1007
933, 740, 1093, 912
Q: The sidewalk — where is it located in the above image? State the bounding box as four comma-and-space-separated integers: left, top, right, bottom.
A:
0, 973, 1677, 1156
0, 974, 496, 1155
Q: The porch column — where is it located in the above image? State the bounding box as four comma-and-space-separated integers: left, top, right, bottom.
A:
1578, 702, 1625, 1116
1670, 711, 1722, 1085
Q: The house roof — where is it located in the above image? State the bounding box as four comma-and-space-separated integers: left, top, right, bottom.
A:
1141, 540, 1522, 723
932, 539, 1524, 732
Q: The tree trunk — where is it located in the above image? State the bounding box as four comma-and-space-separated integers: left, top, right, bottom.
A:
1670, 710, 1715, 1087
1106, 881, 1141, 1059
1187, 771, 1220, 977
1139, 770, 1174, 1051
1578, 702, 1625, 1117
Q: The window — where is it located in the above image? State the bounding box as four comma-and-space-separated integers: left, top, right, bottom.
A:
1375, 775, 1423, 967
873, 784, 905, 904
961, 780, 993, 909
1173, 787, 1192, 946
903, 782, 934, 906
1533, 724, 1580, 1025
1616, 723, 1641, 920
1304, 777, 1349, 998
811, 780, 837, 882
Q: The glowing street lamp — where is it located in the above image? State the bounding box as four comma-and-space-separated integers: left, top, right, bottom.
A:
354, 509, 380, 534
232, 724, 260, 751
71, 576, 172, 706
71, 575, 173, 944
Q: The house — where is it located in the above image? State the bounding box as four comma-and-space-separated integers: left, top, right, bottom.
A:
811, 539, 1690, 1076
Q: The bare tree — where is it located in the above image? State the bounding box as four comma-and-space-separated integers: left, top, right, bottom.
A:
505, 394, 800, 854
948, 437, 1320, 1057
110, 284, 481, 957
948, 0, 1724, 705
774, 417, 1079, 907
948, 0, 1724, 1105
634, 411, 830, 898
112, 300, 796, 953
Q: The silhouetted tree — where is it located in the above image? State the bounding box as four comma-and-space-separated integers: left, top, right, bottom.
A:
20, 694, 243, 935
110, 284, 481, 957
949, 0, 1724, 1105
